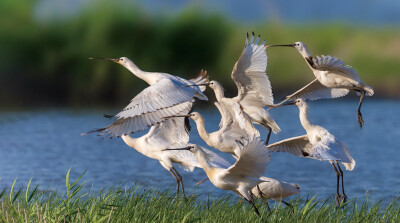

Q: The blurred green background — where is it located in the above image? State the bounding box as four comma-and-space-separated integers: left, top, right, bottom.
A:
1, 0, 399, 109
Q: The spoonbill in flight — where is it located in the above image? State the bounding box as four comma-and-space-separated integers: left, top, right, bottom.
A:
169, 104, 259, 159
268, 99, 355, 205
267, 42, 373, 128
192, 33, 280, 144
251, 177, 300, 211
121, 101, 229, 196
164, 136, 270, 216
82, 58, 208, 138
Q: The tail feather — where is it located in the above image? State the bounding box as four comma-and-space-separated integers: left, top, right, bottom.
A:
364, 84, 374, 96
189, 69, 209, 92
342, 158, 356, 171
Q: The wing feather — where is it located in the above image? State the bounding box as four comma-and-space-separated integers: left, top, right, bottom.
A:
278, 79, 350, 104
83, 78, 199, 137
268, 135, 313, 157
227, 136, 270, 178
232, 33, 274, 107
312, 55, 362, 82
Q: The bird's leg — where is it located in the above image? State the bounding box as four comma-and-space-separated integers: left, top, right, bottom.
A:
172, 167, 185, 197
168, 168, 180, 196
336, 161, 347, 203
356, 90, 365, 128
257, 185, 271, 212
330, 161, 341, 206
281, 200, 293, 208
246, 197, 260, 216
265, 127, 272, 146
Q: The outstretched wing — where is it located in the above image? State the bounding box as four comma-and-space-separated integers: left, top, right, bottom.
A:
278, 79, 350, 105
227, 136, 270, 178
83, 78, 200, 138
147, 101, 193, 148
311, 55, 362, 82
232, 33, 274, 108
314, 133, 355, 170
267, 135, 314, 157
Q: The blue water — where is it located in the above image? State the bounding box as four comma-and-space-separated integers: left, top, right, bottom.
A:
0, 99, 399, 202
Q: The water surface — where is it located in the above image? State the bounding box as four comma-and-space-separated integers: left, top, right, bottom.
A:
0, 99, 399, 202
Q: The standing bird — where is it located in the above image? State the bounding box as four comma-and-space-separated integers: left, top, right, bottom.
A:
82, 57, 208, 138
193, 33, 280, 144
268, 98, 355, 205
170, 105, 259, 159
121, 102, 229, 196
251, 177, 300, 211
164, 136, 270, 216
267, 42, 374, 128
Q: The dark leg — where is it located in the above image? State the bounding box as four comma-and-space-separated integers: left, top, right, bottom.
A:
168, 169, 180, 196
357, 90, 365, 128
281, 200, 293, 208
265, 127, 272, 146
336, 161, 347, 203
172, 167, 185, 197
196, 178, 209, 186
246, 197, 260, 216
330, 161, 341, 206
257, 185, 271, 212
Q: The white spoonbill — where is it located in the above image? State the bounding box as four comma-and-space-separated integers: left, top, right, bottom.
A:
267, 42, 374, 128
193, 33, 280, 144
121, 102, 229, 196
170, 102, 259, 159
268, 98, 355, 205
251, 177, 300, 211
82, 58, 208, 138
164, 136, 270, 216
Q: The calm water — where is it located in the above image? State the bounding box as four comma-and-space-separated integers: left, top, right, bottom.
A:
0, 99, 399, 202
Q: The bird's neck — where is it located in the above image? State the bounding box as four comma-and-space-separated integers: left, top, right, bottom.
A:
213, 86, 225, 101
298, 105, 313, 130
121, 134, 141, 152
194, 117, 210, 143
125, 61, 153, 85
194, 149, 214, 173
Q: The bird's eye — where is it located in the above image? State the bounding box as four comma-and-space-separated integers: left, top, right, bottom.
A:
210, 82, 213, 85
120, 58, 123, 61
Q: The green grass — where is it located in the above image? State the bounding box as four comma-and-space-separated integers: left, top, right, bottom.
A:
1, 170, 400, 222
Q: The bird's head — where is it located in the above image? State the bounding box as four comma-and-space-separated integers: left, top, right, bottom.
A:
267, 41, 310, 57
162, 144, 199, 153
162, 112, 202, 122
268, 98, 307, 110
208, 80, 223, 91
293, 98, 307, 108
89, 56, 132, 68
187, 112, 202, 121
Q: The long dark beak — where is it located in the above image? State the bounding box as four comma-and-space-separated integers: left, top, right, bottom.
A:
267, 101, 296, 110
182, 83, 210, 88
266, 44, 296, 48
163, 114, 190, 119
162, 146, 192, 151
89, 58, 119, 63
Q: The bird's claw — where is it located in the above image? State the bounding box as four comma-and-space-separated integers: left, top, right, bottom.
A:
357, 112, 364, 128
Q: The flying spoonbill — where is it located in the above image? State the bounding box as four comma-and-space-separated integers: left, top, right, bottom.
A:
164, 136, 270, 216
267, 42, 374, 128
82, 58, 208, 137
268, 98, 355, 205
251, 177, 300, 211
121, 102, 229, 196
169, 104, 259, 159
192, 33, 280, 144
